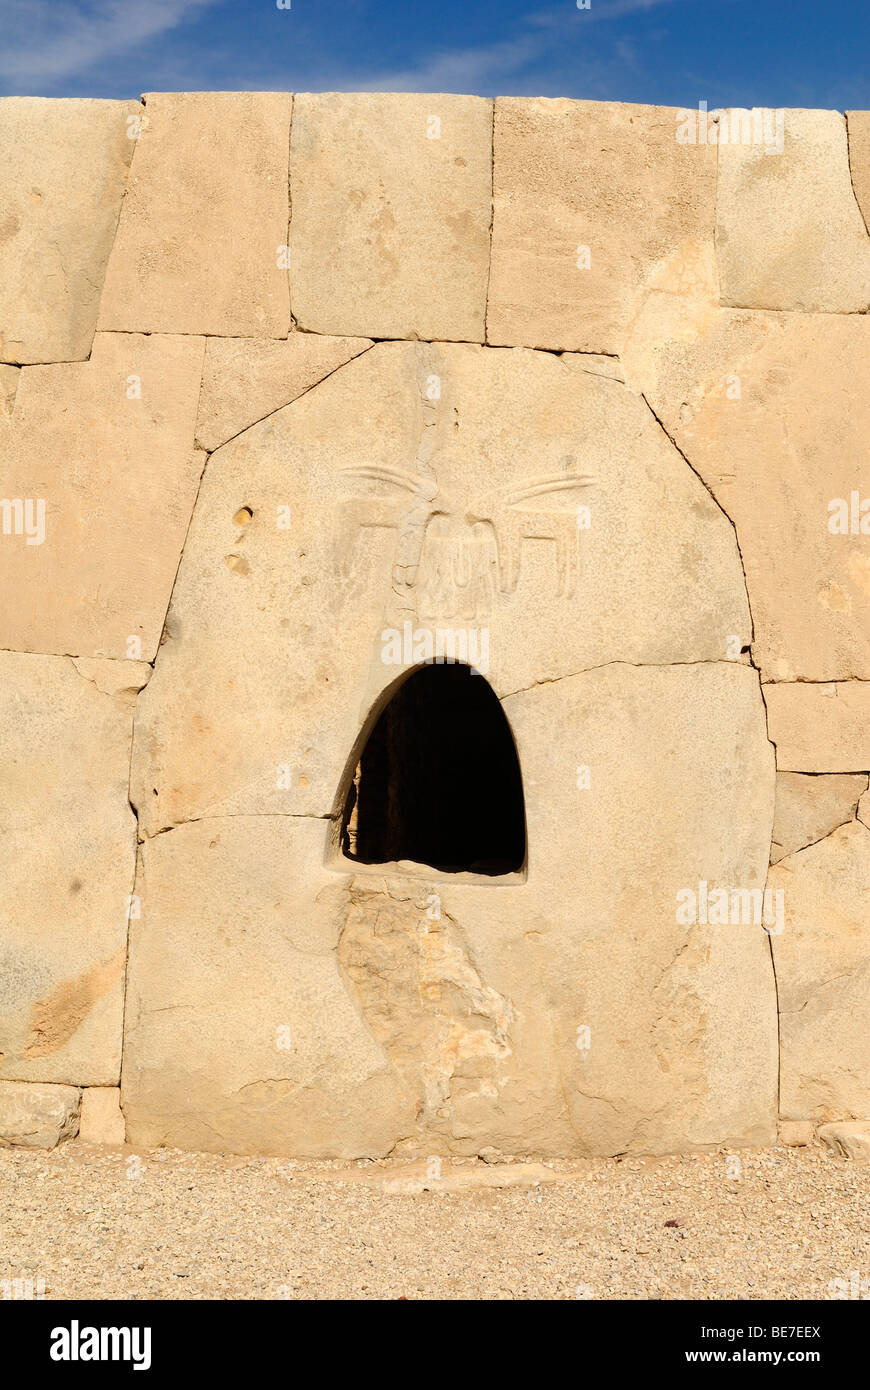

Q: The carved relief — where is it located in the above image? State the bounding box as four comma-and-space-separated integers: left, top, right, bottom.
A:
337, 464, 596, 619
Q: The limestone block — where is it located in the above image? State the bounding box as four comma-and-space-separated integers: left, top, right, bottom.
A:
122, 817, 416, 1157
779, 1120, 814, 1147
130, 341, 750, 839
764, 683, 870, 772
124, 658, 775, 1157
0, 365, 19, 419
0, 653, 137, 1086
487, 98, 716, 353
818, 1120, 870, 1161
623, 292, 870, 682
717, 109, 870, 312
289, 93, 491, 341
847, 111, 870, 230
859, 790, 870, 830
78, 1087, 126, 1145
770, 772, 868, 863
0, 332, 205, 660
98, 92, 291, 337
0, 1081, 80, 1149
0, 98, 138, 364
195, 333, 372, 452
770, 821, 870, 1123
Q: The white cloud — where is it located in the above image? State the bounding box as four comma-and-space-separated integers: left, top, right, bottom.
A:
0, 0, 219, 85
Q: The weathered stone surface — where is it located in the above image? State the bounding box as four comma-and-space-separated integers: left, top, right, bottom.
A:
764, 683, 870, 772
717, 109, 870, 312
779, 1120, 814, 1147
0, 364, 19, 419
0, 1080, 80, 1149
124, 661, 776, 1158
78, 1087, 126, 1145
0, 653, 137, 1086
382, 1163, 556, 1194
770, 821, 870, 1123
289, 93, 491, 342
770, 772, 868, 863
195, 333, 372, 452
98, 93, 291, 337
623, 289, 870, 682
0, 98, 137, 363
130, 341, 750, 839
487, 98, 716, 353
0, 332, 205, 660
859, 789, 870, 831
818, 1120, 870, 1161
847, 111, 870, 230
122, 817, 416, 1157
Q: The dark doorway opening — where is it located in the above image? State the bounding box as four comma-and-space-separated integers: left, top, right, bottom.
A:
340, 663, 526, 876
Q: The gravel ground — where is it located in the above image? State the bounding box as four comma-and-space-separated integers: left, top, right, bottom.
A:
1, 1142, 867, 1300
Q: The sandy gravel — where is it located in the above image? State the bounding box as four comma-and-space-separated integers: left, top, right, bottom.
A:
1, 1142, 867, 1300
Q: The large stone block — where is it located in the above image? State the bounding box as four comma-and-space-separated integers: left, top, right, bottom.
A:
771, 821, 870, 1123
0, 653, 138, 1087
289, 93, 492, 341
0, 1081, 80, 1149
130, 341, 750, 839
0, 98, 137, 364
0, 332, 205, 660
487, 98, 716, 353
770, 772, 868, 863
123, 817, 416, 1157
98, 92, 291, 337
623, 284, 870, 682
195, 332, 372, 452
124, 341, 775, 1156
847, 111, 870, 229
717, 109, 870, 312
764, 683, 870, 772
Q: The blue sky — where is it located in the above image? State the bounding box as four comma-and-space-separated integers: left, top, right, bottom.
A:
0, 0, 867, 109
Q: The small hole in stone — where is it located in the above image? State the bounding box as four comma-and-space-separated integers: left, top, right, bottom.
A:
233, 506, 253, 526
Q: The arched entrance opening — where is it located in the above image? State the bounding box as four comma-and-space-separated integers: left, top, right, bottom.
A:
339, 663, 526, 876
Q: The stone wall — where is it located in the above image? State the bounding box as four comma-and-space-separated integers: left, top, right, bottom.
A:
0, 93, 868, 1157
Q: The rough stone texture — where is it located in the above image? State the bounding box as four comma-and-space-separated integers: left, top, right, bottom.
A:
818, 1121, 870, 1162
779, 1120, 814, 1147
717, 109, 870, 312
0, 332, 205, 661
0, 98, 138, 364
123, 817, 416, 1157
290, 93, 492, 342
623, 288, 870, 682
847, 111, 870, 230
195, 333, 373, 452
0, 1081, 80, 1149
859, 790, 870, 831
487, 98, 716, 354
770, 772, 868, 863
0, 653, 136, 1086
124, 337, 775, 1157
770, 821, 870, 1124
78, 1087, 126, 1145
130, 341, 750, 837
98, 92, 291, 337
0, 364, 19, 419
764, 683, 870, 772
